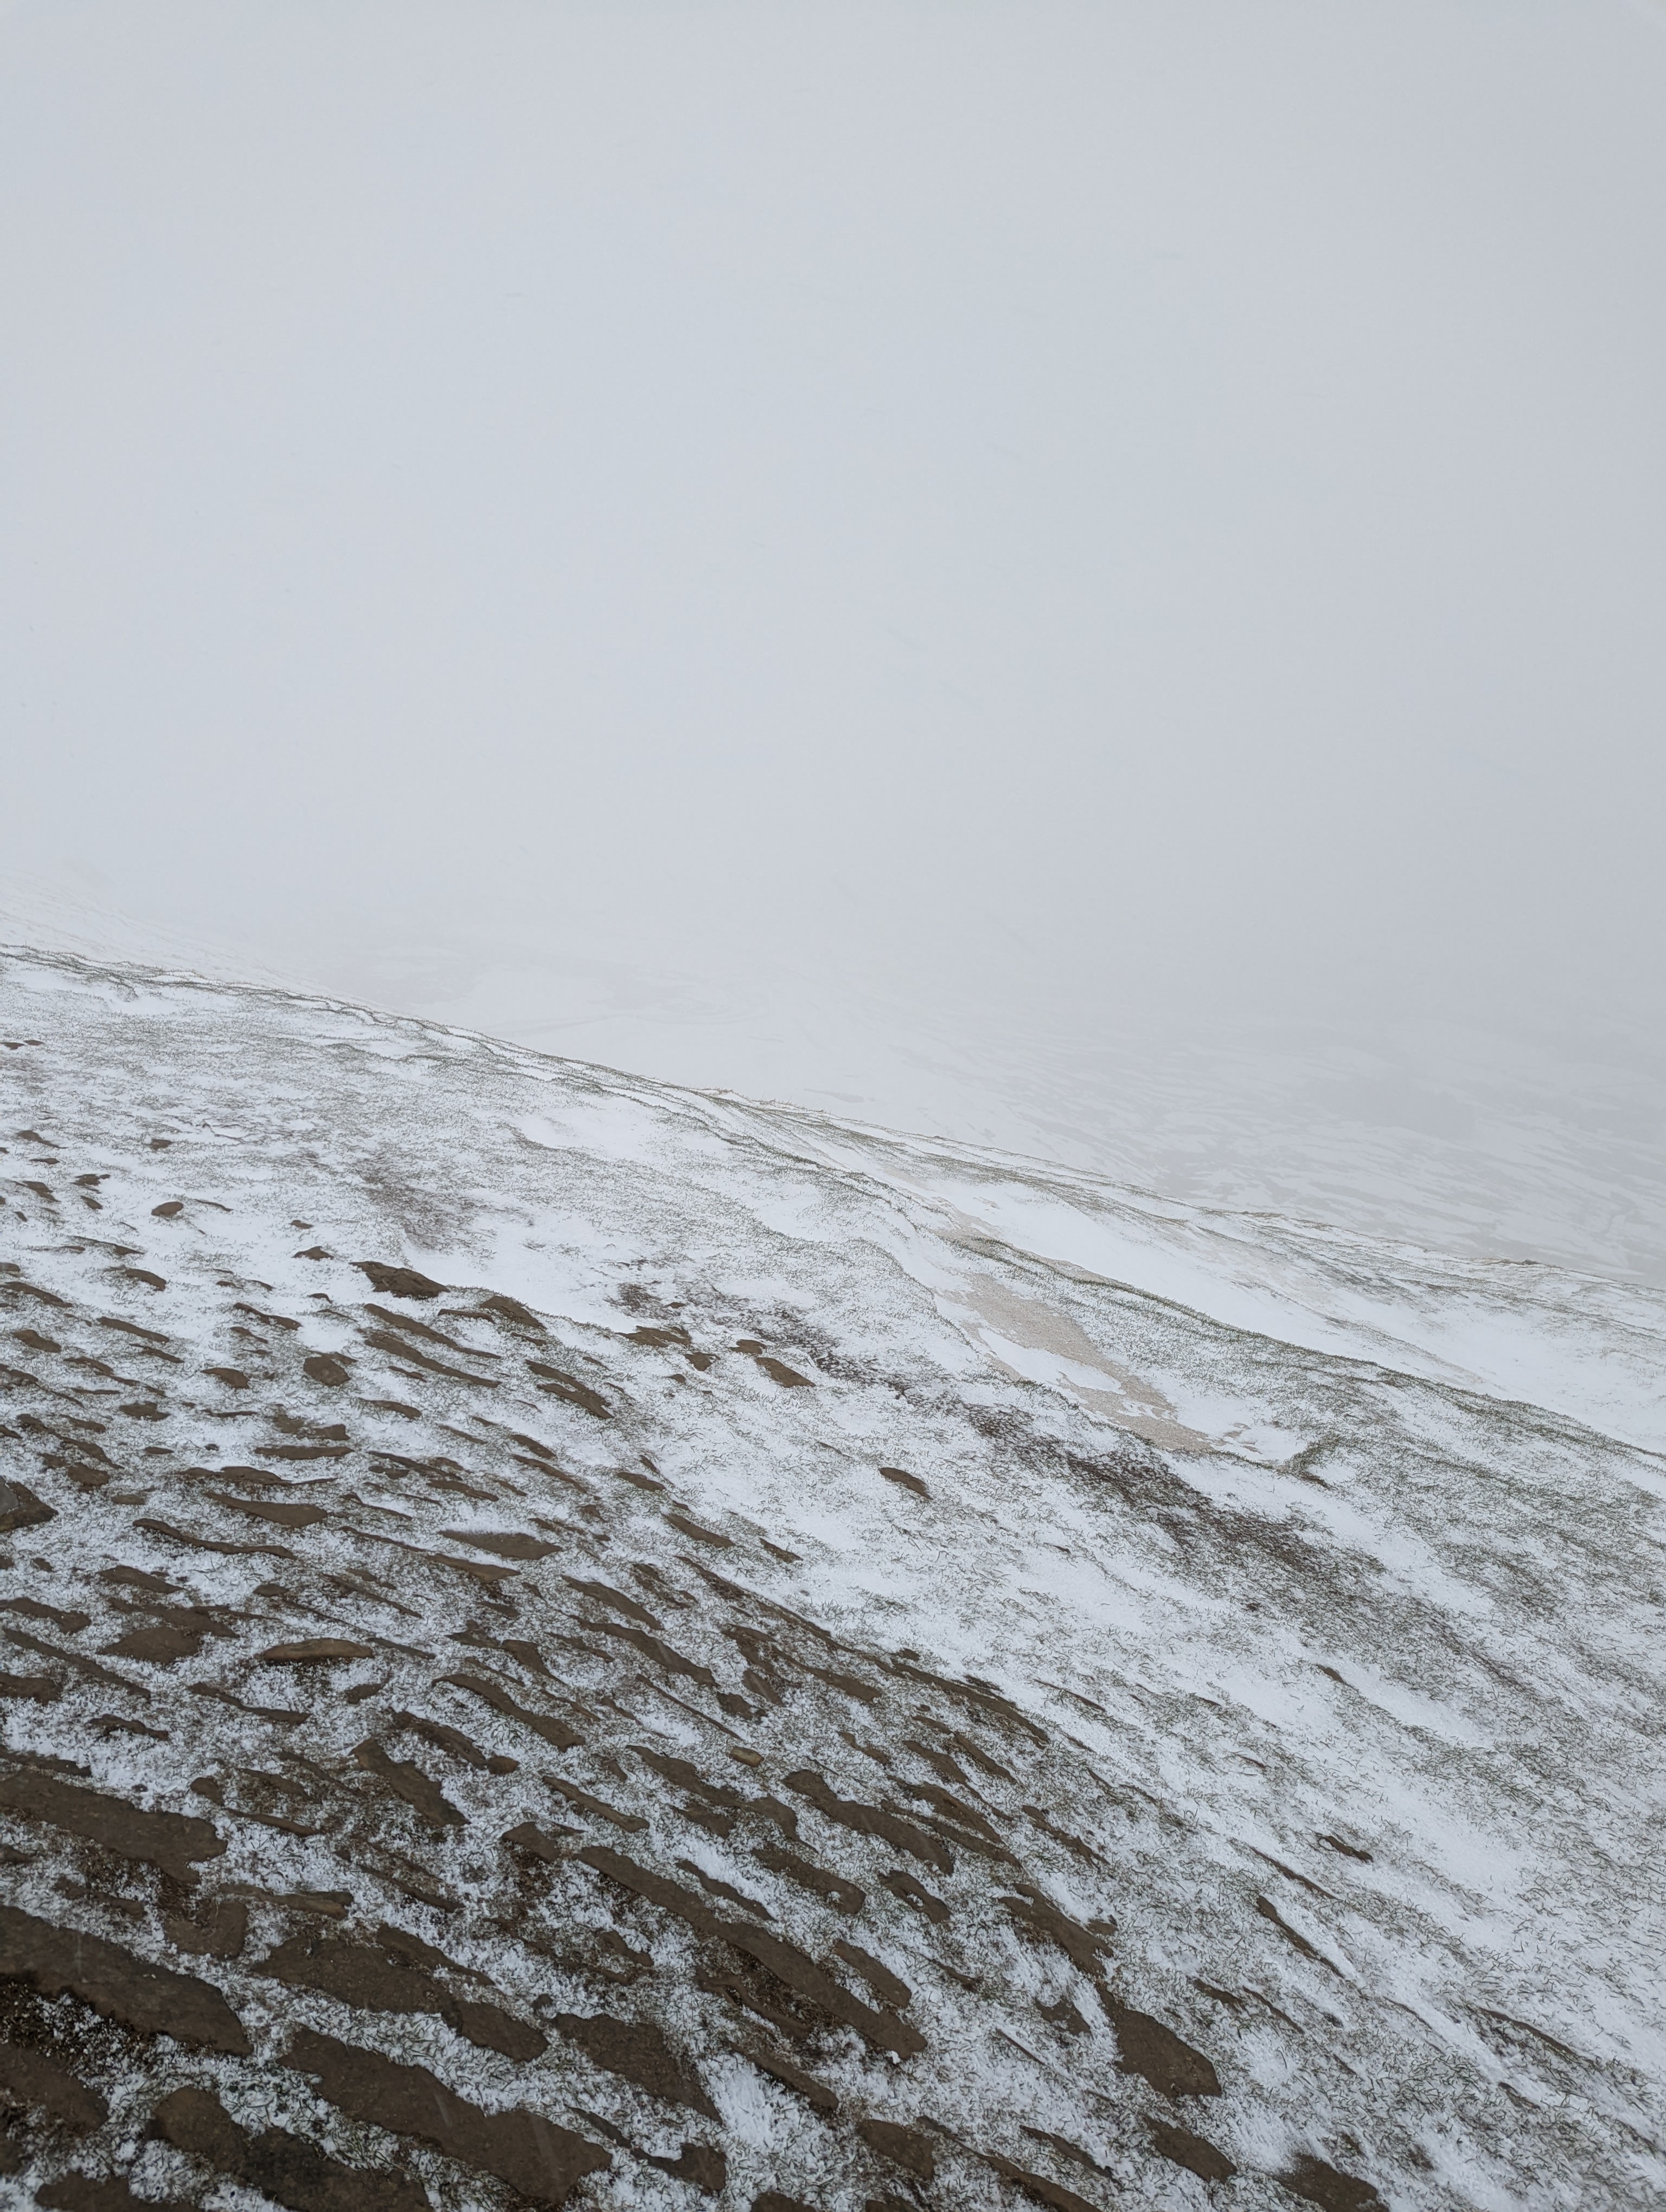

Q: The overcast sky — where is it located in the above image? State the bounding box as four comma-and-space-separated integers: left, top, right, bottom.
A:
4, 1, 1664, 1263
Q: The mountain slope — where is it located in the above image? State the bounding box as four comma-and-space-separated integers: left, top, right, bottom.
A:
1, 943, 1662, 2212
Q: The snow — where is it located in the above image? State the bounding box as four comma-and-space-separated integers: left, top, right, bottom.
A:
1, 938, 1663, 2210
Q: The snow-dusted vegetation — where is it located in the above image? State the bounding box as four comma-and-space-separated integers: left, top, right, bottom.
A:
1, 944, 1660, 2210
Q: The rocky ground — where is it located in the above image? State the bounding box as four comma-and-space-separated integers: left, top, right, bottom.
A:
0, 944, 1661, 2212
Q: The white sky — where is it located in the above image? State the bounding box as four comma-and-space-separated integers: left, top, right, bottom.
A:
4, 1, 1664, 1272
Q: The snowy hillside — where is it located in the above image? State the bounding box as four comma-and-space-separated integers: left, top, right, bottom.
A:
1, 942, 1662, 2212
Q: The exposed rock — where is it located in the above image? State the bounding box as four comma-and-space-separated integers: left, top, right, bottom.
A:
588, 1617, 715, 1684
0, 1478, 54, 1534
355, 1264, 446, 1301
259, 1639, 376, 1663
985, 2152, 1100, 2212
527, 1360, 612, 1418
353, 1738, 464, 1827
284, 2026, 608, 2203
645, 2141, 728, 2191
0, 2037, 108, 2131
879, 1465, 929, 1497
441, 1527, 558, 1559
1278, 2154, 1389, 2212
1, 945, 1648, 2212
1101, 1997, 1221, 2098
578, 1847, 925, 2057
0, 1670, 62, 1702
0, 1771, 223, 1882
832, 1940, 912, 2009
439, 1670, 582, 1749
783, 1770, 952, 1872
755, 1844, 865, 1915
259, 1930, 543, 2059
741, 2047, 837, 2112
36, 2178, 193, 2212
386, 1708, 515, 1772
546, 1775, 648, 1830
857, 2119, 935, 2178
153, 2085, 433, 2212
1149, 2117, 1236, 2180
163, 1898, 248, 1959
1002, 1886, 1114, 1980
553, 2012, 718, 2117
0, 1905, 249, 2051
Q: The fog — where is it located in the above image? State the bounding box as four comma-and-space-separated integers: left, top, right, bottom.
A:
4, 0, 1664, 1276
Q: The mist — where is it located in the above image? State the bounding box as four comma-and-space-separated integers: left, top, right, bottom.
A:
4, 0, 1664, 1275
